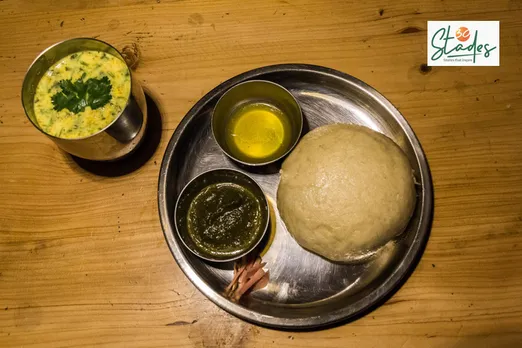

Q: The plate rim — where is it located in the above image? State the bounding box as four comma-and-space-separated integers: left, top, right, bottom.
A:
158, 63, 434, 329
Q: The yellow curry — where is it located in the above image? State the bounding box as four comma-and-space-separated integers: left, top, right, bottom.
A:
34, 50, 131, 139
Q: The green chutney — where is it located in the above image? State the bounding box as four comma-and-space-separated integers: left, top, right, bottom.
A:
187, 182, 263, 258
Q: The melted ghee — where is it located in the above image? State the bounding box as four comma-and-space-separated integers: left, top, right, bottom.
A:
225, 103, 292, 162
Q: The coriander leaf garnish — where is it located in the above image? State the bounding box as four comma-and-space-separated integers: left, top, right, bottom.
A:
51, 76, 112, 113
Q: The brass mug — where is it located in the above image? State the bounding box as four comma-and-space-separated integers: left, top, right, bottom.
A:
21, 38, 148, 161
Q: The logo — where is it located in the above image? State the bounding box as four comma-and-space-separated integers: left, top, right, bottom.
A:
455, 27, 470, 42
427, 21, 499, 66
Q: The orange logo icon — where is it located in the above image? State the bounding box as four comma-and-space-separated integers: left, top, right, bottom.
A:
456, 27, 470, 42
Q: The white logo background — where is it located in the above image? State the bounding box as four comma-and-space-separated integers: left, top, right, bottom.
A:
427, 21, 500, 66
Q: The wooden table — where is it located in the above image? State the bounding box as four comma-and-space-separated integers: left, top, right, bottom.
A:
1, 1, 521, 347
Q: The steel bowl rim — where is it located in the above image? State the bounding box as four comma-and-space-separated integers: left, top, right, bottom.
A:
158, 63, 433, 329
173, 167, 270, 263
211, 79, 304, 167
21, 37, 133, 141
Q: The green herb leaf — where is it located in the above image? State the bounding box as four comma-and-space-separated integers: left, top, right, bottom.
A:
51, 76, 112, 113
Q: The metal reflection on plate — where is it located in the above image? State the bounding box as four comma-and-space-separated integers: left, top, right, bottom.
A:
158, 64, 433, 329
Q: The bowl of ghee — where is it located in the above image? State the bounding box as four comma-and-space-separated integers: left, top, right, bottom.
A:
212, 80, 303, 166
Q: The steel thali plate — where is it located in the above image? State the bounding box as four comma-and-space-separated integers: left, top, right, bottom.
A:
158, 64, 433, 329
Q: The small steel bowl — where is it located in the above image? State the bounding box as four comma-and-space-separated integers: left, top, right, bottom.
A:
212, 80, 303, 166
21, 38, 148, 161
174, 169, 270, 262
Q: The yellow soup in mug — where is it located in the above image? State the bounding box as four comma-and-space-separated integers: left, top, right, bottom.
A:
34, 50, 131, 139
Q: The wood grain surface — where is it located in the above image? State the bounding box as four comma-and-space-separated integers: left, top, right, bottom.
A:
1, 0, 521, 347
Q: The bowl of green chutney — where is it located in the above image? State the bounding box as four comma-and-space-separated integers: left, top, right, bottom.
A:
174, 169, 270, 262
